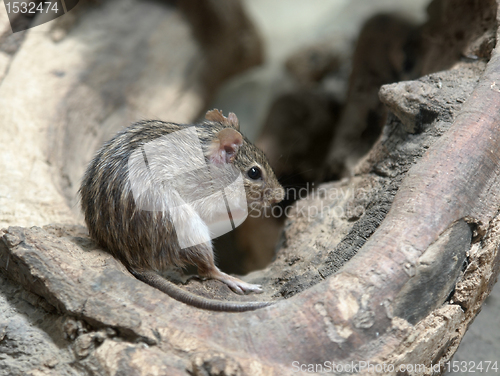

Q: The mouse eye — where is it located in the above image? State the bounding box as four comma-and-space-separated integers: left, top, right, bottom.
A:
247, 166, 262, 180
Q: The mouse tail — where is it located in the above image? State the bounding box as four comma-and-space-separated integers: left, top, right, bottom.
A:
130, 270, 272, 312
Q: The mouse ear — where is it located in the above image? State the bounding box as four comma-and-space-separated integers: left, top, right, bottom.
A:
205, 109, 226, 123
205, 109, 240, 131
207, 128, 243, 165
227, 112, 240, 131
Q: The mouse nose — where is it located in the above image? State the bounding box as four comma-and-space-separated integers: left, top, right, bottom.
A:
270, 187, 285, 204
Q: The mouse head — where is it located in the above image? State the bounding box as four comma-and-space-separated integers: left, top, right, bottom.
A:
204, 109, 284, 209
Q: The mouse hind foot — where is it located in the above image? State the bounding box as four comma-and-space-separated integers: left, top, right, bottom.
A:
182, 243, 264, 295
200, 267, 263, 295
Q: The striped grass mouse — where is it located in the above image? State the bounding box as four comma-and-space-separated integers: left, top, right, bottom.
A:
80, 110, 284, 311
